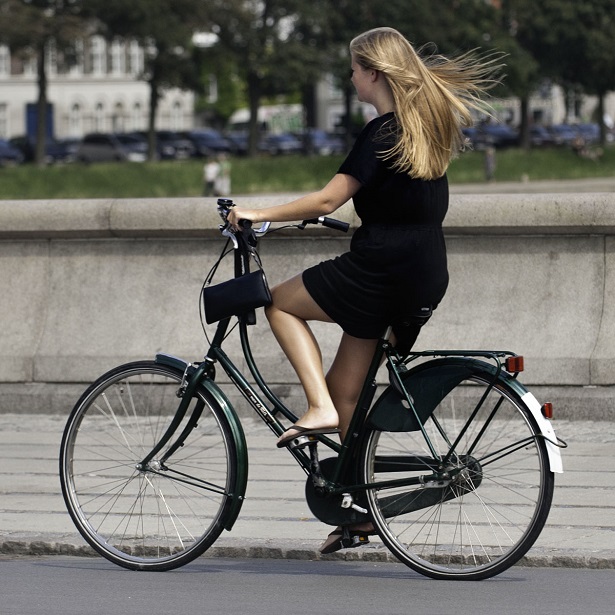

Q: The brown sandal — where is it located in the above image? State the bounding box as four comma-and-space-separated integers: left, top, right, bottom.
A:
276, 425, 340, 448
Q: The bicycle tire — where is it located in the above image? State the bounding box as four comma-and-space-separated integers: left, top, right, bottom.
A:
59, 361, 239, 571
360, 362, 554, 580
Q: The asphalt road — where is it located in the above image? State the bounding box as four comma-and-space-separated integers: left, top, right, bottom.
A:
1, 556, 613, 615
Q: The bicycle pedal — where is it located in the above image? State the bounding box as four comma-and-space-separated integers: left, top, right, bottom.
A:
341, 533, 370, 549
286, 435, 319, 450
351, 534, 370, 547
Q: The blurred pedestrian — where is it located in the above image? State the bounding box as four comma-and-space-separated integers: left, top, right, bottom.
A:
216, 153, 232, 196
484, 146, 496, 182
203, 157, 220, 196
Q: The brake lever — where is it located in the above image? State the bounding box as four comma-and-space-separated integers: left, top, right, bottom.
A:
221, 224, 239, 249
253, 221, 271, 236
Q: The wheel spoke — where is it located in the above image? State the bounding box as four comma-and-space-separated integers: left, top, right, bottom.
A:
363, 366, 554, 580
60, 362, 236, 570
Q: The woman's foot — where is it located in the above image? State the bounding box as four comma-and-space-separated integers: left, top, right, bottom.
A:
276, 425, 340, 448
319, 524, 376, 554
276, 409, 339, 447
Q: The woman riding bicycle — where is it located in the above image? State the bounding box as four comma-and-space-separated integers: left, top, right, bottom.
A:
228, 27, 499, 554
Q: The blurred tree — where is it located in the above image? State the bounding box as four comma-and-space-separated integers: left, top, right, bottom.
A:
193, 44, 245, 127
203, 1, 515, 153
512, 0, 615, 146
207, 0, 308, 156
323, 1, 510, 143
85, 0, 210, 159
0, 0, 89, 166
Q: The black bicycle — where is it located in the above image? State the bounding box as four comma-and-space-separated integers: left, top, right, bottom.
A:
59, 198, 565, 580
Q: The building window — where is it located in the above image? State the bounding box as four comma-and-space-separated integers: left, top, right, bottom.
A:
0, 45, 9, 76
0, 103, 7, 137
112, 102, 125, 132
90, 36, 106, 75
132, 101, 145, 131
110, 40, 125, 75
170, 100, 182, 130
23, 55, 37, 77
94, 102, 105, 132
69, 40, 84, 77
127, 41, 143, 76
69, 103, 82, 137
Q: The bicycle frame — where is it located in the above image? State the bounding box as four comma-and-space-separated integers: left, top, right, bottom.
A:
60, 199, 566, 579
149, 209, 563, 518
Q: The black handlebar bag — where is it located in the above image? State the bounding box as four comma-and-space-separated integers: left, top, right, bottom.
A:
202, 269, 272, 324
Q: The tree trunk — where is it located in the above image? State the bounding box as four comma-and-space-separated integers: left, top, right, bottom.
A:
518, 95, 530, 149
302, 83, 317, 128
301, 83, 317, 156
147, 77, 159, 161
35, 43, 48, 168
343, 84, 353, 151
247, 70, 261, 158
597, 93, 607, 148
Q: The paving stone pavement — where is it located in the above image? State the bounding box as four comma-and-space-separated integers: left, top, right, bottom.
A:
0, 413, 614, 569
2, 177, 615, 570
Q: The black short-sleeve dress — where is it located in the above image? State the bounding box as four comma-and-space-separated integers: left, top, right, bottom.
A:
302, 112, 449, 346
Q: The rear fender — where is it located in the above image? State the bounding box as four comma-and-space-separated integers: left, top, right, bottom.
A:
367, 357, 563, 473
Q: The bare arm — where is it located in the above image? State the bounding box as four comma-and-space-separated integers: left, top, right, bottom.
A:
226, 173, 360, 228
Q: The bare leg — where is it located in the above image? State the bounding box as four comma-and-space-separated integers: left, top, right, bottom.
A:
317, 332, 379, 549
265, 275, 339, 443
267, 280, 380, 542
326, 333, 379, 441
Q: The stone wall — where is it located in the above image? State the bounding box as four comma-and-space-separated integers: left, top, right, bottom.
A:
1, 193, 614, 419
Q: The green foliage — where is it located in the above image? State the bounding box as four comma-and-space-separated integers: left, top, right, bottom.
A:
3, 0, 615, 156
0, 147, 612, 199
513, 0, 615, 95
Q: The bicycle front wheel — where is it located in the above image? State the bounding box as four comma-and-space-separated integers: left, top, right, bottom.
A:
361, 366, 554, 580
60, 361, 239, 571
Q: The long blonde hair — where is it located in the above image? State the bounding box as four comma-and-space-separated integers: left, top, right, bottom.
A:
350, 27, 501, 180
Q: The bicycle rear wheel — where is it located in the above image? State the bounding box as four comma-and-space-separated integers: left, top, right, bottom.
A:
60, 361, 239, 571
361, 365, 554, 580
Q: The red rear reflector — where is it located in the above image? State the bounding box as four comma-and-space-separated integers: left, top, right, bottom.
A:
541, 402, 553, 419
505, 356, 524, 372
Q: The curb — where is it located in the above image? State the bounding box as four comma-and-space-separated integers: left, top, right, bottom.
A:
2, 538, 614, 570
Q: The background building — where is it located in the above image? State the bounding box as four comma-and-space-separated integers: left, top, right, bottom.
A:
0, 36, 194, 140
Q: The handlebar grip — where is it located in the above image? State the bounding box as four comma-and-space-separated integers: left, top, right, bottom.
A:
216, 198, 252, 231
321, 216, 350, 233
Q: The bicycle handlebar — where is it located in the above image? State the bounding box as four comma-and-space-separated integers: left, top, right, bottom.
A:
216, 198, 349, 237
300, 216, 350, 233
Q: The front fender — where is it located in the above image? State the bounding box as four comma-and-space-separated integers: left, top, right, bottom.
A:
155, 353, 249, 529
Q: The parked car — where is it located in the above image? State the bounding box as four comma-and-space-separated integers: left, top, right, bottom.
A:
258, 132, 303, 155
529, 125, 554, 147
57, 137, 82, 160
116, 134, 150, 160
301, 129, 346, 155
77, 133, 147, 163
0, 139, 24, 166
182, 129, 233, 157
548, 124, 579, 146
473, 123, 519, 149
155, 130, 194, 159
9, 135, 74, 164
127, 130, 193, 160
225, 131, 249, 156
576, 123, 600, 144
